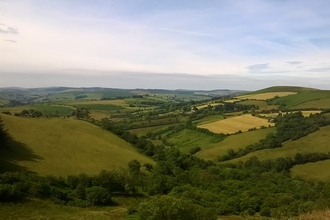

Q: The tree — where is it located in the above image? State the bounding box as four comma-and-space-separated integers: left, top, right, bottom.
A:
0, 116, 9, 148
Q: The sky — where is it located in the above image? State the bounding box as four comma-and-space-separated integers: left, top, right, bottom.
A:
1, 0, 330, 90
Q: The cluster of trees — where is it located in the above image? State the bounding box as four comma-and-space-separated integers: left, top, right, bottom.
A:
15, 109, 43, 118
219, 112, 330, 161
0, 116, 9, 148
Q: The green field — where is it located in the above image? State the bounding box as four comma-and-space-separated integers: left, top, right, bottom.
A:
73, 104, 124, 111
196, 127, 276, 161
193, 114, 225, 125
167, 129, 224, 153
228, 125, 330, 164
272, 90, 330, 109
291, 160, 330, 181
1, 104, 75, 117
293, 98, 330, 109
250, 86, 317, 94
239, 100, 278, 111
0, 114, 153, 176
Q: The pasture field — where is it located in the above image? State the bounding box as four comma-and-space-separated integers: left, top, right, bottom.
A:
237, 92, 297, 100
193, 114, 225, 125
238, 100, 278, 111
227, 125, 330, 164
129, 125, 172, 137
167, 129, 224, 153
291, 160, 330, 181
196, 127, 276, 161
68, 99, 129, 107
292, 97, 330, 109
1, 104, 74, 117
0, 114, 153, 176
198, 114, 274, 134
72, 103, 124, 111
271, 90, 330, 109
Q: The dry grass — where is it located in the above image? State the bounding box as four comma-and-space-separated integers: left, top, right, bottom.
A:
69, 99, 129, 107
198, 114, 274, 134
237, 92, 297, 100
1, 114, 153, 176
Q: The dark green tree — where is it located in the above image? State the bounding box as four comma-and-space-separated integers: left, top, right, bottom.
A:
0, 116, 9, 148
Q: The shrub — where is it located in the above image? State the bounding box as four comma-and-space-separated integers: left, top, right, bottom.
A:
86, 186, 112, 206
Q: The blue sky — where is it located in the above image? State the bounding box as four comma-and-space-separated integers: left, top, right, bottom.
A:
1, 0, 330, 90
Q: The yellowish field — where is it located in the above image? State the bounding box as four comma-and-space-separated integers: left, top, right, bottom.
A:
239, 100, 278, 111
228, 125, 330, 164
291, 160, 330, 181
198, 114, 274, 134
1, 114, 153, 176
196, 127, 276, 161
237, 92, 297, 100
223, 99, 240, 103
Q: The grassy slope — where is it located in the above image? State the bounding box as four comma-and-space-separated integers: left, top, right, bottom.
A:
228, 126, 330, 164
167, 129, 224, 153
196, 127, 276, 161
251, 86, 317, 94
291, 160, 330, 181
1, 114, 153, 176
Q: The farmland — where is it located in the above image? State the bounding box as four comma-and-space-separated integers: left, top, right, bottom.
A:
2, 85, 330, 219
198, 114, 274, 134
196, 127, 276, 161
227, 125, 330, 164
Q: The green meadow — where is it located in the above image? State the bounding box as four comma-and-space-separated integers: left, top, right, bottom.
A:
0, 114, 153, 176
196, 127, 276, 161
228, 125, 330, 164
291, 160, 330, 182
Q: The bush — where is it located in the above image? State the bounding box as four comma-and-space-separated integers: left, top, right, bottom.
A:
86, 186, 112, 206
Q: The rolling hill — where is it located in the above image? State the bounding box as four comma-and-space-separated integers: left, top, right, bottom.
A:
0, 114, 153, 176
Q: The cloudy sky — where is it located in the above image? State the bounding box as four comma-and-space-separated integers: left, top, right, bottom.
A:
1, 0, 330, 90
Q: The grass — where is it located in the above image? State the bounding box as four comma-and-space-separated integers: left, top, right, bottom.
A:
239, 100, 278, 111
167, 129, 224, 153
237, 92, 297, 100
1, 104, 74, 117
252, 86, 317, 93
129, 125, 171, 137
198, 114, 274, 134
272, 90, 330, 109
196, 127, 276, 161
292, 97, 330, 109
227, 125, 330, 164
193, 115, 225, 125
1, 114, 153, 176
0, 199, 128, 220
73, 104, 124, 111
260, 111, 322, 118
291, 160, 330, 181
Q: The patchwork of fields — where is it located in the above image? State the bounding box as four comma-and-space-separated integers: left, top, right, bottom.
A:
198, 114, 274, 134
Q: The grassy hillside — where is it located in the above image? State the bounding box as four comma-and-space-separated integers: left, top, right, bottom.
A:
0, 114, 153, 176
291, 160, 330, 181
196, 127, 276, 161
251, 86, 317, 93
227, 125, 330, 164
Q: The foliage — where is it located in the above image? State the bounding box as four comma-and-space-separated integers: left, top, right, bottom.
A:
137, 195, 217, 220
